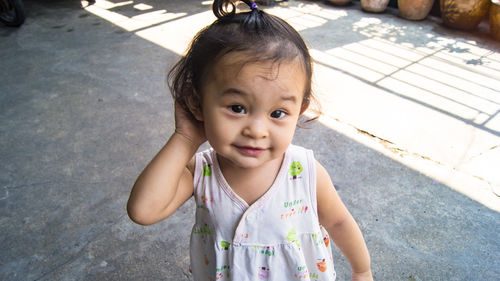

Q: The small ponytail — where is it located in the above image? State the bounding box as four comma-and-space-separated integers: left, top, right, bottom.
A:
212, 0, 268, 32
212, 0, 236, 18
213, 0, 260, 18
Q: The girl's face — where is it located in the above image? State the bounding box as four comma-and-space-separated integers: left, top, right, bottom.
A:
195, 53, 307, 169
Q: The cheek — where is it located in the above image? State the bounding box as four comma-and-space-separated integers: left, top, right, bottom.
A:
203, 114, 230, 143
203, 120, 219, 141
273, 123, 297, 146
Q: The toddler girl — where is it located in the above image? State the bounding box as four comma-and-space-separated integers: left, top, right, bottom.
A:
127, 0, 372, 280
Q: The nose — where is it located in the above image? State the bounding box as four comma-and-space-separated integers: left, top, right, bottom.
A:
242, 116, 268, 139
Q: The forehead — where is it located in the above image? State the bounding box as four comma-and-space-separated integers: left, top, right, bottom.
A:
206, 52, 307, 96
217, 51, 304, 75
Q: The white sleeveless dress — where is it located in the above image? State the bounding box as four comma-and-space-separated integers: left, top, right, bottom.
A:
190, 144, 336, 281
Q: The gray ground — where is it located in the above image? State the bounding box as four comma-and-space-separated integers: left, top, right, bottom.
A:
1, 0, 499, 280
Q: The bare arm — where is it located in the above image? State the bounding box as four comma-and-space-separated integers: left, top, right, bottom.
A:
127, 103, 206, 225
316, 161, 373, 281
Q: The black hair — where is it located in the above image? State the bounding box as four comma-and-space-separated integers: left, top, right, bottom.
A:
168, 0, 317, 118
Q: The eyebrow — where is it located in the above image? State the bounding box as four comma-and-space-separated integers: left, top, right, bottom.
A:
221, 88, 298, 103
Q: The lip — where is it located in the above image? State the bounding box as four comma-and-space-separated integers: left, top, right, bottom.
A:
235, 145, 266, 156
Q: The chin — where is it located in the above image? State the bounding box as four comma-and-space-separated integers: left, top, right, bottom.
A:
229, 157, 266, 169
217, 147, 284, 169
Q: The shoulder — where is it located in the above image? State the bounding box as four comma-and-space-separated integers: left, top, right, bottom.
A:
189, 147, 215, 182
315, 160, 332, 189
286, 144, 316, 174
186, 156, 196, 175
287, 144, 315, 164
288, 144, 313, 154
315, 160, 351, 227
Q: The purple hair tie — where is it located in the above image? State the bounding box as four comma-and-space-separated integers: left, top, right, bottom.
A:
251, 2, 258, 10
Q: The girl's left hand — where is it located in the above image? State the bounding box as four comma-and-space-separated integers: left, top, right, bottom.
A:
174, 101, 206, 148
352, 270, 373, 281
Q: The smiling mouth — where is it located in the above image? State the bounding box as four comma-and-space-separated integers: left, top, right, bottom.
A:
235, 146, 266, 156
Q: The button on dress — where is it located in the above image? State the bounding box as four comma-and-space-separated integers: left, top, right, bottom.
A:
190, 145, 336, 281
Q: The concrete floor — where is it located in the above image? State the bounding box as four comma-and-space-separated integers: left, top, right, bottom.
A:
1, 0, 499, 280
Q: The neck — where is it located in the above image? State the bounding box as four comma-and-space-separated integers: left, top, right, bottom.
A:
217, 154, 284, 178
216, 153, 285, 205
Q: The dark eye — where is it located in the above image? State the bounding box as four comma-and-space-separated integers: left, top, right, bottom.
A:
230, 105, 246, 114
270, 110, 286, 119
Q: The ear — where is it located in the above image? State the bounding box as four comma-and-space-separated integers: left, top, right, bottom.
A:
299, 99, 310, 115
185, 89, 204, 121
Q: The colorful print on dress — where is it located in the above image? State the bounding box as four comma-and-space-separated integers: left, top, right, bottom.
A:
197, 195, 213, 213
203, 164, 212, 176
295, 266, 318, 280
287, 227, 301, 249
220, 240, 230, 250
288, 161, 303, 180
295, 265, 308, 279
280, 203, 309, 220
261, 246, 275, 256
323, 234, 330, 248
253, 245, 275, 256
281, 198, 309, 220
215, 265, 230, 280
193, 224, 211, 235
294, 266, 307, 279
311, 232, 325, 247
258, 266, 270, 280
193, 223, 211, 244
196, 204, 210, 213
234, 233, 249, 245
316, 259, 328, 272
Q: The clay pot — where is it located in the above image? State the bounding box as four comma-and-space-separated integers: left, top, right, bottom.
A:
398, 0, 435, 20
491, 0, 500, 41
328, 0, 351, 5
440, 0, 491, 30
361, 0, 390, 13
